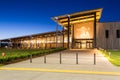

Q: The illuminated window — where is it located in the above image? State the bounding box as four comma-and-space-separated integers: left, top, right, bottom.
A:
116, 30, 120, 38
105, 30, 109, 38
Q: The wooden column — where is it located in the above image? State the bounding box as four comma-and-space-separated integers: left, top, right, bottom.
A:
50, 36, 51, 48
55, 17, 58, 48
45, 35, 47, 49
20, 39, 22, 49
30, 36, 32, 49
54, 34, 56, 48
36, 36, 38, 49
94, 12, 97, 48
72, 25, 74, 48
67, 15, 70, 49
62, 28, 64, 48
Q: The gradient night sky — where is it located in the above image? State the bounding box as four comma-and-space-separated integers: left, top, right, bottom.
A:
0, 0, 120, 39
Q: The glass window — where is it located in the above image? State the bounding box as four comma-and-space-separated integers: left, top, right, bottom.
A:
116, 30, 120, 38
105, 30, 109, 38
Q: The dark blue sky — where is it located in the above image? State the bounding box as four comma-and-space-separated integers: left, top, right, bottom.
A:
0, 0, 120, 39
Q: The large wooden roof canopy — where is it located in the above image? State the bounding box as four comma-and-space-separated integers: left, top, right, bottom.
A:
52, 8, 103, 27
0, 30, 67, 42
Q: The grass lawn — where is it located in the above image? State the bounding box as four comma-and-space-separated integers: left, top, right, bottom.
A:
0, 48, 65, 65
100, 50, 120, 66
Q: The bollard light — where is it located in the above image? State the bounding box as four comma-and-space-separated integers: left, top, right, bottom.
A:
60, 52, 62, 64
2, 52, 5, 64
44, 52, 46, 64
94, 53, 96, 65
2, 52, 5, 58
104, 50, 106, 53
109, 52, 111, 58
76, 53, 78, 64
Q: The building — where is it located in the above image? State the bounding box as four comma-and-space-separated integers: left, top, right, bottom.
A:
0, 8, 120, 50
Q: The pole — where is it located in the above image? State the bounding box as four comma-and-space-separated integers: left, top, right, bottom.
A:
45, 36, 47, 49
76, 53, 78, 64
30, 36, 32, 63
94, 53, 96, 65
60, 30, 63, 47
60, 52, 62, 64
67, 15, 70, 49
55, 17, 58, 48
94, 12, 96, 48
30, 53, 32, 63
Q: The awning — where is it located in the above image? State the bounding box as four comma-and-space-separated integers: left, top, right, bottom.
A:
52, 8, 103, 27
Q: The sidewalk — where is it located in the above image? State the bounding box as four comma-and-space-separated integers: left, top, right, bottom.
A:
0, 49, 120, 80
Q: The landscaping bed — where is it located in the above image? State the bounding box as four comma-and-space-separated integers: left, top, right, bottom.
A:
100, 49, 120, 66
0, 48, 66, 65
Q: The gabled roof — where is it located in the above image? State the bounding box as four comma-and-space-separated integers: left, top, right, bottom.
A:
52, 8, 103, 27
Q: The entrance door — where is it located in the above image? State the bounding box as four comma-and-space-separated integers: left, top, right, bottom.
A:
86, 41, 93, 49
74, 39, 93, 49
75, 42, 82, 49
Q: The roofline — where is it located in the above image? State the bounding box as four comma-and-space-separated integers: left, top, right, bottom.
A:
99, 21, 120, 23
52, 8, 103, 19
52, 8, 103, 26
0, 31, 57, 41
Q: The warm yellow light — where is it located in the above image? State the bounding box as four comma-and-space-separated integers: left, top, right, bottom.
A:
80, 26, 90, 39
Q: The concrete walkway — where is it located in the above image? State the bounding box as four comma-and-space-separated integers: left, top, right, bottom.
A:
0, 49, 120, 80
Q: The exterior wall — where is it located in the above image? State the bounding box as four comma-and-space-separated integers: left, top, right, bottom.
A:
96, 22, 120, 50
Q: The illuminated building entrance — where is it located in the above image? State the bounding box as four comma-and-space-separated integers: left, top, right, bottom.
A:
52, 8, 103, 49
73, 21, 94, 49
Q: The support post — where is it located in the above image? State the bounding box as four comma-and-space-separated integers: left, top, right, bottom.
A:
72, 25, 74, 49
45, 35, 47, 49
67, 15, 70, 49
55, 17, 58, 48
30, 36, 32, 63
62, 28, 64, 48
50, 36, 51, 49
94, 12, 96, 48
36, 36, 38, 49
60, 30, 63, 47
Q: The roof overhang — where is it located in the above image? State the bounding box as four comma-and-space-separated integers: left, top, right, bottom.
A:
52, 8, 103, 27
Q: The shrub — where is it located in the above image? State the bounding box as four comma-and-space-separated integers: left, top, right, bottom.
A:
0, 48, 66, 65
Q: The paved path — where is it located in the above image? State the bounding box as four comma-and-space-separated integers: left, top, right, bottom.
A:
0, 49, 120, 80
